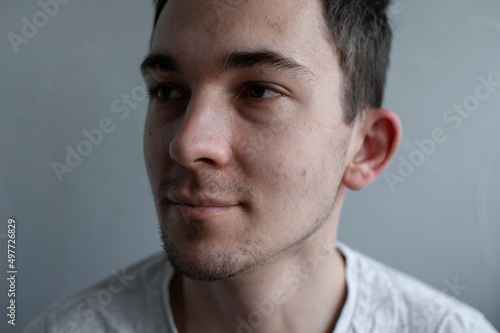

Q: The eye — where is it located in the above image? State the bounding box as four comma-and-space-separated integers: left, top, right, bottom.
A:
243, 84, 281, 99
148, 84, 183, 101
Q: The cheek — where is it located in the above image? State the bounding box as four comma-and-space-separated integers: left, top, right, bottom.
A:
246, 139, 311, 212
254, 126, 345, 207
143, 115, 173, 179
143, 126, 154, 168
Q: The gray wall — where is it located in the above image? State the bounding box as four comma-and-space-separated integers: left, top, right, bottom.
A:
1, 0, 499, 331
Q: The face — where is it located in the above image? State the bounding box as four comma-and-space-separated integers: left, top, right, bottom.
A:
142, 0, 354, 281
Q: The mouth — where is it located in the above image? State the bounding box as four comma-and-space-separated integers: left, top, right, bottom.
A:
173, 205, 238, 219
167, 194, 240, 219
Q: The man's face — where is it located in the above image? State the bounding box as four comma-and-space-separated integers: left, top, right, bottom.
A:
143, 0, 354, 281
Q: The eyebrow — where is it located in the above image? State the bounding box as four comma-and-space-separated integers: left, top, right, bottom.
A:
140, 53, 181, 75
140, 49, 317, 82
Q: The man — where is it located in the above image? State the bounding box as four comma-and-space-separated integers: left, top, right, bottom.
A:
24, 0, 498, 332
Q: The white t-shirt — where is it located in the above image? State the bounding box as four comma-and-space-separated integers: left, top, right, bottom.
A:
23, 243, 498, 333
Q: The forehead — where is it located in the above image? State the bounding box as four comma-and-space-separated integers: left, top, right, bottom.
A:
151, 0, 337, 76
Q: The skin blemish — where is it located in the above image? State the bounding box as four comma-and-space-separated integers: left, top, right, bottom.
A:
204, 21, 217, 33
302, 169, 307, 176
265, 15, 284, 34
284, 173, 288, 180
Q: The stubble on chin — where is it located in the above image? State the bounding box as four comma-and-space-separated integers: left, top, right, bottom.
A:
158, 219, 269, 282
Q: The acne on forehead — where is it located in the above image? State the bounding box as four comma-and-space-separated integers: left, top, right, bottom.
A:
263, 15, 285, 35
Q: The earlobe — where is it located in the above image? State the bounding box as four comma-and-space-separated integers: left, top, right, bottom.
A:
343, 108, 402, 190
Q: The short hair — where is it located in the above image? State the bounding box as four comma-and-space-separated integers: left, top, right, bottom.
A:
151, 0, 392, 125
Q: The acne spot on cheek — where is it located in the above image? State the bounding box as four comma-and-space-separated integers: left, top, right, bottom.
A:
302, 169, 307, 177
204, 23, 216, 33
284, 173, 288, 180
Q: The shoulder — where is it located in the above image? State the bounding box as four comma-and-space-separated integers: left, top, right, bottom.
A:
23, 252, 173, 333
338, 243, 498, 333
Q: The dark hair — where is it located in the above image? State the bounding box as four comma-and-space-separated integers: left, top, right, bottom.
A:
151, 0, 392, 125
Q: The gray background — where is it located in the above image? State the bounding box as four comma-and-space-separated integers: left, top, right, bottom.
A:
1, 0, 499, 331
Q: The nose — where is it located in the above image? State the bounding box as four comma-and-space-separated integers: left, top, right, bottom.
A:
169, 91, 232, 169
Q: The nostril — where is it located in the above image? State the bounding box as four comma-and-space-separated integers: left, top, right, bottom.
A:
196, 157, 215, 164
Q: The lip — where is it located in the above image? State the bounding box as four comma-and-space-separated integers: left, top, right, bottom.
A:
167, 194, 239, 219
173, 205, 237, 219
168, 193, 237, 207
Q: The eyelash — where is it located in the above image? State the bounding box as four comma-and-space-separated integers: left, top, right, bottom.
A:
242, 84, 283, 100
146, 83, 282, 102
147, 83, 183, 101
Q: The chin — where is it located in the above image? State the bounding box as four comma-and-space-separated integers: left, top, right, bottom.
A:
159, 223, 264, 282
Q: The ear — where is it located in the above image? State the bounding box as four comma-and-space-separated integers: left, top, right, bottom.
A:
342, 108, 402, 190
